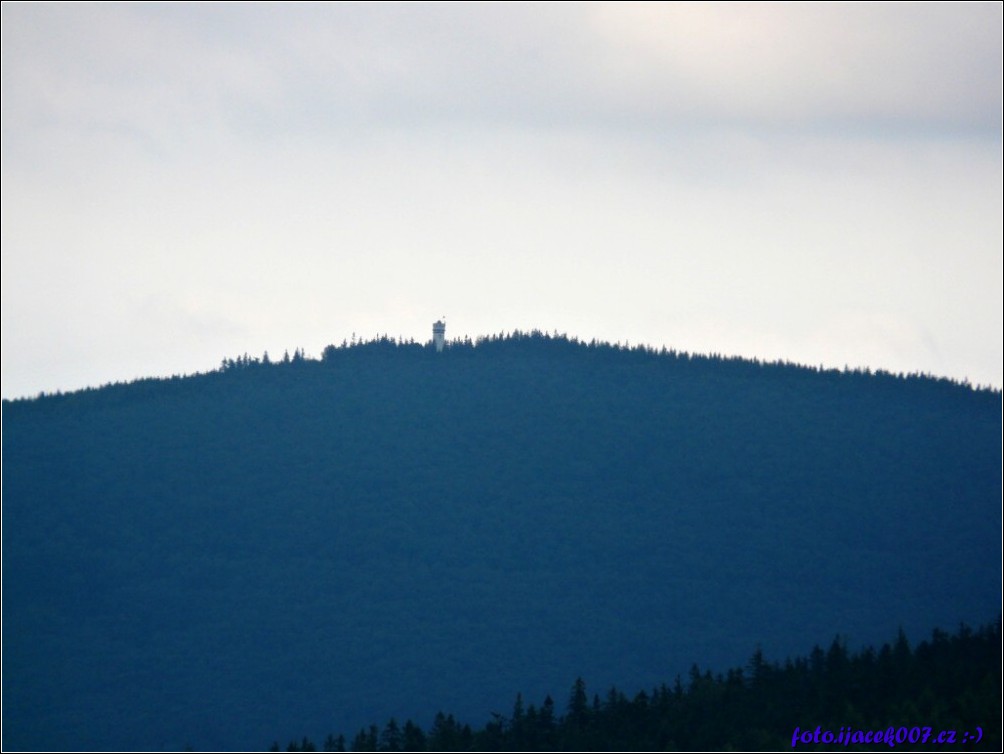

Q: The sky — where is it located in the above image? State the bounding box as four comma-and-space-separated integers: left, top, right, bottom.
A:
2, 2, 1002, 399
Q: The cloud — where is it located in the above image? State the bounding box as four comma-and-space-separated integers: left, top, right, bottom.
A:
584, 2, 1002, 131
6, 2, 997, 159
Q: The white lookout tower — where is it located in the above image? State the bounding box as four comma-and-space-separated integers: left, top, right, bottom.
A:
432, 319, 446, 352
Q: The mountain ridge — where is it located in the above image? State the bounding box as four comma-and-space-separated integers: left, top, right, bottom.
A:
6, 330, 998, 405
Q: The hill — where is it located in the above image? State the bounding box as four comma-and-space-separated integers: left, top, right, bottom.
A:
2, 332, 1001, 750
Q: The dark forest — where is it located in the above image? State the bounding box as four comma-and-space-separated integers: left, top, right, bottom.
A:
274, 619, 1000, 752
3, 332, 1000, 751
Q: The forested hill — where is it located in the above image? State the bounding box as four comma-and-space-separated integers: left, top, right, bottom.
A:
3, 333, 1001, 751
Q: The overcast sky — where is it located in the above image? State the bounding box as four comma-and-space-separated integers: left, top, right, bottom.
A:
2, 2, 1001, 398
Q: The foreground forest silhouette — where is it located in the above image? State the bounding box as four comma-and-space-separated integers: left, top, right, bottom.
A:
271, 620, 1000, 752
4, 331, 1000, 751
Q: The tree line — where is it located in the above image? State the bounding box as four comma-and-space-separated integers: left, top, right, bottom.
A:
10, 329, 997, 402
270, 619, 1000, 751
